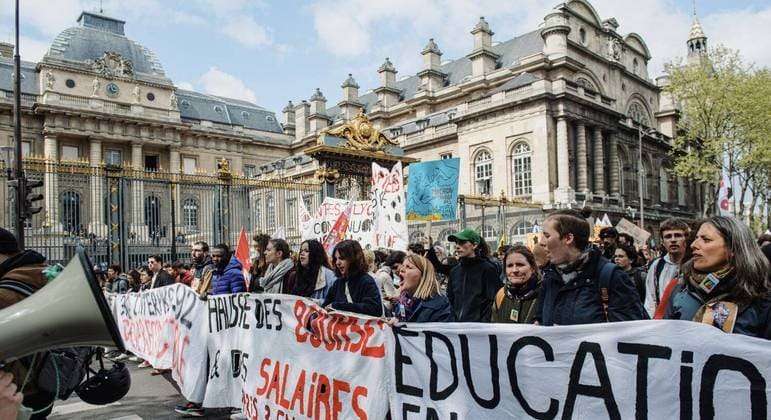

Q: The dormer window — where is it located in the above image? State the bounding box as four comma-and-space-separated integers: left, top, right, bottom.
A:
266, 115, 275, 122
416, 119, 429, 130
213, 105, 224, 114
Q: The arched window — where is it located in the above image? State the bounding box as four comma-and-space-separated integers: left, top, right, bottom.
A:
183, 198, 199, 232
576, 77, 596, 91
511, 142, 532, 196
144, 195, 162, 238
474, 149, 493, 195
266, 193, 275, 228
627, 102, 651, 127
510, 221, 533, 244
480, 225, 496, 243
60, 191, 81, 234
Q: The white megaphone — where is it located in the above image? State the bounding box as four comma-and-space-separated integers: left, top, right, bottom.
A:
0, 249, 125, 362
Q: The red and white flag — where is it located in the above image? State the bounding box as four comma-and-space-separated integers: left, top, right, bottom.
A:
718, 171, 732, 216
234, 228, 252, 288
322, 202, 352, 256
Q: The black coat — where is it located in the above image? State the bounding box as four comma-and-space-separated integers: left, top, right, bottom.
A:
536, 249, 646, 326
151, 270, 175, 288
446, 256, 501, 322
322, 271, 383, 317
409, 294, 455, 323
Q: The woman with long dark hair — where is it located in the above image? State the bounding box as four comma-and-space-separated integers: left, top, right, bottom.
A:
661, 216, 770, 338
322, 240, 383, 316
289, 239, 337, 302
248, 234, 271, 292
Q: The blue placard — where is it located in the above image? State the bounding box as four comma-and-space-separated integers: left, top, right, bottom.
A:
406, 158, 460, 221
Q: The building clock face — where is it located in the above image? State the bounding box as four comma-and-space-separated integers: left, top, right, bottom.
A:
106, 82, 120, 97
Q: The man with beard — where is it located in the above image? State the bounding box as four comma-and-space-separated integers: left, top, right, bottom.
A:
644, 218, 690, 316
190, 241, 214, 294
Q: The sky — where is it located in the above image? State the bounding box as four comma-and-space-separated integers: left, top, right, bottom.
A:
1, 0, 769, 115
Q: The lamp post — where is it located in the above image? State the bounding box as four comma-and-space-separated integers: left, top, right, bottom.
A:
637, 124, 656, 230
12, 0, 25, 247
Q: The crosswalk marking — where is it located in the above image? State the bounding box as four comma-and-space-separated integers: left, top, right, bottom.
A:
50, 401, 122, 416
109, 415, 143, 420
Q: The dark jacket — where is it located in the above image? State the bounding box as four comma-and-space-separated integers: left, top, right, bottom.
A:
447, 256, 501, 322
491, 277, 541, 324
407, 294, 455, 323
210, 256, 246, 295
664, 275, 771, 339
151, 270, 175, 288
113, 275, 130, 294
323, 271, 383, 317
536, 248, 646, 326
426, 246, 457, 277
624, 267, 646, 304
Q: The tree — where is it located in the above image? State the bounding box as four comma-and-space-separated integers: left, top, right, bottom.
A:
665, 46, 771, 229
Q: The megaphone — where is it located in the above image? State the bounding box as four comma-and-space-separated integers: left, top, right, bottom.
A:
0, 249, 125, 362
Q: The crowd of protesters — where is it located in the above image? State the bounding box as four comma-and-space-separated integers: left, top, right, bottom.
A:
1, 209, 769, 418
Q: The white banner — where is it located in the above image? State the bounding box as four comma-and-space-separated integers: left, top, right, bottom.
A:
110, 285, 390, 418
304, 197, 375, 249
372, 161, 408, 250
387, 320, 771, 419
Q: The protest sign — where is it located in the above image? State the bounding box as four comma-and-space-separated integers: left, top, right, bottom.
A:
616, 217, 652, 247
322, 202, 352, 255
299, 197, 313, 241
305, 197, 374, 248
387, 320, 770, 419
372, 161, 409, 250
406, 158, 460, 221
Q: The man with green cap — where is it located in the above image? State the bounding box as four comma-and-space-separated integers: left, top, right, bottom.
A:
446, 228, 501, 322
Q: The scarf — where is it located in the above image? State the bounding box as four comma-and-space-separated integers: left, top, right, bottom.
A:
504, 275, 539, 301
396, 290, 423, 322
259, 258, 294, 293
681, 265, 738, 333
555, 247, 593, 283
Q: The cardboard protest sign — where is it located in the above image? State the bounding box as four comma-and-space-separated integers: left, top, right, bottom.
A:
372, 161, 409, 250
303, 197, 374, 248
322, 202, 352, 255
299, 197, 313, 241
616, 217, 652, 247
406, 158, 460, 221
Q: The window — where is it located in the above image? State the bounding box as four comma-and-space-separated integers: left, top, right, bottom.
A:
61, 145, 79, 161
480, 225, 496, 243
21, 141, 31, 157
65, 79, 75, 88
146, 92, 155, 101
440, 153, 453, 160
628, 102, 650, 127
513, 221, 533, 236
183, 198, 199, 232
659, 166, 669, 203
105, 149, 122, 166
182, 157, 197, 175
677, 177, 687, 206
254, 196, 263, 231
286, 199, 297, 230
266, 193, 275, 228
144, 155, 160, 172
243, 164, 256, 178
144, 195, 162, 238
474, 149, 493, 195
511, 142, 532, 196
60, 191, 81, 234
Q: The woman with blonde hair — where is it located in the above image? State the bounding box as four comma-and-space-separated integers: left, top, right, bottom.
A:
392, 254, 454, 322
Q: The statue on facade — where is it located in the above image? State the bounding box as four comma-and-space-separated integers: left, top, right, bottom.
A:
169, 91, 178, 109
91, 77, 100, 97
91, 51, 134, 78
607, 37, 623, 62
45, 70, 55, 90
320, 112, 399, 153
132, 84, 141, 103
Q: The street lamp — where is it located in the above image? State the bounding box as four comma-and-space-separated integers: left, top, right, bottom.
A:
637, 124, 657, 230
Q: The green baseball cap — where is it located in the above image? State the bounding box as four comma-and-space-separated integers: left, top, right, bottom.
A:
448, 228, 482, 244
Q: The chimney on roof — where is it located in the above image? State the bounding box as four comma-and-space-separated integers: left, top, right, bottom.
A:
294, 100, 310, 140
338, 74, 363, 120
0, 42, 13, 58
467, 17, 501, 78
282, 100, 296, 136
418, 39, 446, 93
309, 88, 329, 133
375, 57, 401, 108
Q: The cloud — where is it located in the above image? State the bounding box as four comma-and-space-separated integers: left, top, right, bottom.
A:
221, 15, 272, 48
176, 81, 194, 91
197, 67, 257, 103
18, 36, 50, 62
702, 6, 771, 70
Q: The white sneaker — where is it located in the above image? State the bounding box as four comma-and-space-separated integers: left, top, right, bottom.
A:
230, 409, 247, 420
112, 353, 129, 361
129, 355, 141, 362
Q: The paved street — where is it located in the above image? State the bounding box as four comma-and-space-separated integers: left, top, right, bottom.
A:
49, 360, 232, 420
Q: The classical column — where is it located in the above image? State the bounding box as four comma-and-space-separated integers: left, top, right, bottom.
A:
593, 127, 605, 195
576, 121, 588, 192
608, 133, 620, 195
88, 139, 106, 236
43, 135, 61, 232
554, 117, 574, 205
130, 142, 147, 240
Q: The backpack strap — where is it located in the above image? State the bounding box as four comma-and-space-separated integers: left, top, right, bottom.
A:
495, 287, 506, 310
0, 279, 36, 297
653, 257, 667, 306
597, 261, 617, 322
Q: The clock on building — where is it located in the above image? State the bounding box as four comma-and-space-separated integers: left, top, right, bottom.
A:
106, 82, 120, 97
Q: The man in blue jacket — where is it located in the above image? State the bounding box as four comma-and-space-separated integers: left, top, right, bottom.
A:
209, 244, 246, 295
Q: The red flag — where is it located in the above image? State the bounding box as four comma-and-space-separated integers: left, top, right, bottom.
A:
322, 202, 352, 256
235, 228, 252, 287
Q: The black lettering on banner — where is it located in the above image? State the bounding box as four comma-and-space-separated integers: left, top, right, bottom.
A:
175, 287, 193, 329
617, 342, 672, 420
210, 349, 221, 379
507, 336, 559, 420
272, 299, 282, 331
563, 341, 621, 420
426, 408, 458, 420
699, 354, 767, 420
401, 403, 421, 418
208, 298, 220, 333
425, 331, 458, 401
231, 350, 243, 378
393, 327, 423, 397
680, 351, 693, 420
253, 299, 264, 328
459, 334, 500, 409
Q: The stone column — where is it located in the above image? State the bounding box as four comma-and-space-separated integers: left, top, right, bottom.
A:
43, 135, 61, 232
554, 117, 574, 204
576, 122, 588, 192
592, 127, 605, 195
130, 142, 147, 240
608, 133, 620, 195
88, 139, 106, 236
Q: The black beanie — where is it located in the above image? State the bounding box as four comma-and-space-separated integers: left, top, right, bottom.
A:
0, 228, 20, 255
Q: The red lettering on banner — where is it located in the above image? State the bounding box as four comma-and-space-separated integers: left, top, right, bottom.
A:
352, 386, 368, 420
289, 370, 306, 414
314, 373, 331, 420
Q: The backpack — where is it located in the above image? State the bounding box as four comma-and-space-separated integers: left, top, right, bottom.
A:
653, 257, 668, 307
